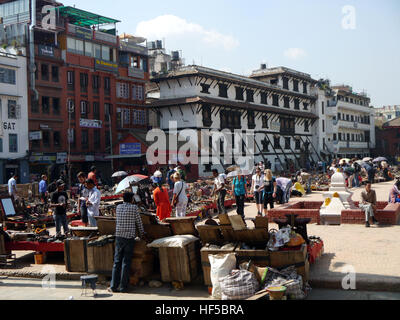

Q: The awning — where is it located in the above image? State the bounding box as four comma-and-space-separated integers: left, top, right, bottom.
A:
54, 6, 120, 27
105, 154, 146, 160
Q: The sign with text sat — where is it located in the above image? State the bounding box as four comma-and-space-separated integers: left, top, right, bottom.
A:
94, 59, 118, 73
120, 143, 141, 155
80, 119, 102, 129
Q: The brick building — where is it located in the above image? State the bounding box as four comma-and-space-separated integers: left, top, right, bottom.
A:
373, 117, 400, 164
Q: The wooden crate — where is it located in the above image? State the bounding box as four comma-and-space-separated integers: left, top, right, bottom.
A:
158, 241, 199, 283
234, 245, 270, 266
196, 225, 223, 245
131, 241, 154, 278
165, 217, 198, 236
234, 229, 269, 244
269, 245, 309, 281
200, 243, 237, 286
144, 223, 172, 240
64, 238, 89, 272
87, 242, 115, 274
218, 214, 231, 225
96, 217, 116, 236
253, 216, 269, 229
0, 234, 5, 255
220, 225, 236, 242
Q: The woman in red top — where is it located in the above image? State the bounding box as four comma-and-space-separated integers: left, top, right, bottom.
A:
152, 183, 172, 222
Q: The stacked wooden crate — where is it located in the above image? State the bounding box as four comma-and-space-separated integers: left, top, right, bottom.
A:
64, 238, 89, 272
130, 240, 154, 279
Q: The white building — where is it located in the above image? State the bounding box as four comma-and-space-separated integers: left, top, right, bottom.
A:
148, 40, 184, 76
374, 105, 400, 122
316, 83, 375, 159
150, 65, 321, 179
0, 48, 30, 184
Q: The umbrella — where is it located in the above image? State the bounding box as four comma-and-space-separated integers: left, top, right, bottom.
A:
227, 165, 240, 172
363, 157, 372, 162
111, 171, 128, 178
115, 175, 149, 194
340, 158, 351, 164
227, 169, 252, 178
373, 157, 387, 163
355, 160, 364, 165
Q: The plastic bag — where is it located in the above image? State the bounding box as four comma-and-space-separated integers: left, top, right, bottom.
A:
220, 269, 260, 300
147, 235, 199, 248
209, 253, 236, 300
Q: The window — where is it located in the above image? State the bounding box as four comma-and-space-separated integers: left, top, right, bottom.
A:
272, 94, 279, 107
322, 120, 325, 133
333, 133, 337, 141
304, 120, 309, 132
284, 97, 290, 109
285, 137, 291, 150
105, 104, 112, 121
80, 101, 89, 118
9, 134, 17, 153
84, 42, 93, 57
41, 64, 49, 81
76, 39, 84, 55
53, 98, 60, 115
80, 73, 88, 92
67, 71, 74, 90
132, 110, 147, 125
7, 100, 18, 119
31, 95, 39, 113
137, 86, 144, 101
81, 130, 88, 149
235, 87, 244, 100
347, 133, 350, 141
117, 82, 129, 99
351, 115, 354, 122
338, 113, 341, 120
339, 133, 342, 141
105, 130, 110, 148
200, 83, 210, 94
0, 67, 16, 84
274, 137, 280, 149
247, 110, 255, 129
295, 139, 301, 150
282, 77, 289, 90
218, 84, 228, 98
293, 80, 299, 92
94, 130, 101, 149
303, 103, 309, 111
102, 45, 110, 61
246, 89, 254, 102
53, 131, 61, 147
42, 131, 50, 147
93, 102, 100, 120
294, 99, 300, 110
202, 104, 212, 127
260, 92, 268, 105
0, 138, 3, 152
346, 114, 350, 121
321, 101, 324, 114
262, 116, 269, 128
51, 66, 59, 82
67, 99, 75, 118
92, 75, 100, 94
303, 82, 307, 94
42, 96, 50, 114
123, 109, 130, 125
351, 133, 355, 141
104, 77, 110, 95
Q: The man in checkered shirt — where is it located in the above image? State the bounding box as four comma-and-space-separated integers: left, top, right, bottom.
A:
109, 192, 146, 293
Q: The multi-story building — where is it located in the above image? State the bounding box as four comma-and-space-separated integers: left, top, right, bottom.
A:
0, 48, 30, 184
0, 0, 150, 183
148, 40, 184, 76
374, 105, 400, 122
317, 83, 375, 160
150, 65, 320, 180
373, 118, 400, 164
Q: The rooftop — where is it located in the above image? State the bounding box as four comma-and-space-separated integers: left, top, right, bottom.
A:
53, 6, 120, 27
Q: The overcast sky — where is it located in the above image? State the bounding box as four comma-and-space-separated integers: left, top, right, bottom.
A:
60, 0, 400, 107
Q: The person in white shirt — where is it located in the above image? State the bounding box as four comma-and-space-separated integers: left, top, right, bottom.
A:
212, 169, 227, 214
251, 167, 264, 216
85, 179, 101, 227
8, 174, 18, 199
171, 172, 188, 217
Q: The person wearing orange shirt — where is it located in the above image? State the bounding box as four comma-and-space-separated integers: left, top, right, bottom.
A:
152, 182, 172, 222
88, 166, 98, 187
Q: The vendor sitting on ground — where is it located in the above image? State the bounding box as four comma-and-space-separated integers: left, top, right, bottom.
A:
360, 181, 379, 228
389, 179, 400, 203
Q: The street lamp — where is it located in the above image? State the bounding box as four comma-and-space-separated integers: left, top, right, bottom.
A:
67, 99, 73, 189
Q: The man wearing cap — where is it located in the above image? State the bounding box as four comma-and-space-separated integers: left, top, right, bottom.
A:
151, 170, 163, 184
85, 179, 101, 227
50, 180, 69, 237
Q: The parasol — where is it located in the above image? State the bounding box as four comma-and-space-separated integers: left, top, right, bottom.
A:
112, 171, 129, 178
115, 175, 149, 194
373, 157, 387, 163
227, 169, 252, 178
363, 157, 372, 162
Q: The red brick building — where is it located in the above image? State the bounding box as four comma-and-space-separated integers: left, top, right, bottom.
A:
373, 117, 400, 164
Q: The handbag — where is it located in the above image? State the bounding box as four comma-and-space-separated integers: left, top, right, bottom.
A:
173, 182, 184, 207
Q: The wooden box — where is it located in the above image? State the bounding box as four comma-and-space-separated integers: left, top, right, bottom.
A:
87, 242, 115, 274
165, 217, 198, 236
96, 217, 116, 235
253, 216, 269, 229
218, 214, 231, 225
158, 241, 199, 283
144, 223, 172, 240
0, 234, 5, 255
64, 238, 89, 272
234, 229, 269, 244
196, 225, 223, 245
234, 244, 270, 266
200, 243, 237, 286
220, 225, 236, 242
269, 244, 309, 281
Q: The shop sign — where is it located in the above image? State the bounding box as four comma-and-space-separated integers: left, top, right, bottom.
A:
40, 124, 51, 130
29, 131, 42, 141
94, 59, 118, 73
85, 155, 95, 161
120, 143, 141, 155
75, 26, 93, 40
29, 153, 56, 162
38, 45, 54, 57
270, 121, 281, 131
3, 122, 16, 131
56, 152, 67, 164
80, 119, 102, 129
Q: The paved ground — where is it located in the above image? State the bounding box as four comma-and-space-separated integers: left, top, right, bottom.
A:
1, 180, 399, 297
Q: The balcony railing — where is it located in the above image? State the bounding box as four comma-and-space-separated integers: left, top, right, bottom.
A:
94, 31, 117, 45
120, 41, 148, 56
128, 67, 145, 79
